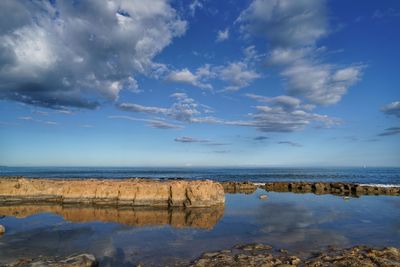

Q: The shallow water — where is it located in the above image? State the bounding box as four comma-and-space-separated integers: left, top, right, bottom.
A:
1, 166, 400, 185
0, 190, 399, 266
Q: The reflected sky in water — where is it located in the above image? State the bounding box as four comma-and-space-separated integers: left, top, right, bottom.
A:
0, 190, 399, 266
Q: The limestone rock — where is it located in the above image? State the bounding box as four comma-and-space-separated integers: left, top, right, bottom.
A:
0, 177, 225, 207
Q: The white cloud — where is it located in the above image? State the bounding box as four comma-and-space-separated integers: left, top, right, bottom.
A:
238, 0, 364, 105
238, 0, 327, 47
216, 28, 229, 42
381, 101, 400, 118
108, 115, 183, 129
282, 62, 364, 105
217, 62, 260, 92
166, 66, 213, 89
189, 0, 203, 16
0, 0, 187, 109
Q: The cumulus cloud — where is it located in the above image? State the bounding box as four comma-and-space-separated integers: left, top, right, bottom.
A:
216, 28, 229, 42
167, 47, 261, 91
217, 62, 260, 92
278, 141, 302, 147
166, 65, 213, 89
0, 0, 186, 109
238, 0, 327, 47
282, 62, 364, 105
381, 101, 400, 118
244, 93, 339, 132
238, 0, 364, 105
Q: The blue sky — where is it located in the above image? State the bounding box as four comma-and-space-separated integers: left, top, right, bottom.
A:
0, 0, 399, 167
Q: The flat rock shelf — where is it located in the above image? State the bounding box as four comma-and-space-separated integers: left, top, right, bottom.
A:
0, 177, 225, 207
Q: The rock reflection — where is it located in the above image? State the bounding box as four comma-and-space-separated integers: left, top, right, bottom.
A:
0, 204, 224, 229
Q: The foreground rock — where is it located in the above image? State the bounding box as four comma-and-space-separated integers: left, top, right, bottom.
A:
7, 254, 97, 267
0, 204, 224, 229
190, 243, 400, 267
0, 177, 225, 207
221, 181, 400, 196
0, 224, 5, 235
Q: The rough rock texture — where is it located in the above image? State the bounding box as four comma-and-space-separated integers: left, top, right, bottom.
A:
190, 243, 400, 267
263, 182, 400, 196
6, 254, 97, 267
0, 177, 225, 207
221, 182, 257, 194
221, 181, 400, 196
0, 204, 224, 229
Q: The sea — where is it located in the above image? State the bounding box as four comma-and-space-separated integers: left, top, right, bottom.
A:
1, 166, 400, 185
1, 166, 400, 266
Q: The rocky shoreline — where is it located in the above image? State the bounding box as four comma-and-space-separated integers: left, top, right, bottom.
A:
0, 177, 225, 207
6, 244, 400, 266
190, 243, 400, 267
222, 181, 400, 196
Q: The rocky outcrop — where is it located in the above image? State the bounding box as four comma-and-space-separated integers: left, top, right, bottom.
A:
190, 243, 400, 267
0, 177, 225, 207
221, 181, 400, 196
6, 253, 97, 267
263, 182, 400, 196
0, 204, 224, 229
221, 182, 257, 194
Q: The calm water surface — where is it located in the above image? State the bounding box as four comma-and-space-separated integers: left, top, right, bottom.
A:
0, 190, 399, 266
1, 167, 400, 184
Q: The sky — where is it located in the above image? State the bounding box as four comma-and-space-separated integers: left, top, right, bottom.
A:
0, 0, 399, 167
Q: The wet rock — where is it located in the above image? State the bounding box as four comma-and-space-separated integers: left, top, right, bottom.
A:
0, 224, 5, 235
7, 253, 98, 267
261, 182, 400, 197
190, 243, 400, 267
259, 194, 268, 200
221, 181, 257, 194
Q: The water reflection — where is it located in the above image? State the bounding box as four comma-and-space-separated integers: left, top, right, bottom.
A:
0, 204, 224, 229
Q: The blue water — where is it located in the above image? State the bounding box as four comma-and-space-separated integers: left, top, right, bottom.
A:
1, 167, 400, 184
1, 190, 399, 266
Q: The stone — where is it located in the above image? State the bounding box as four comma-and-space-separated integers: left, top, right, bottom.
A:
7, 253, 98, 267
0, 177, 225, 208
259, 194, 268, 200
0, 224, 5, 235
190, 244, 400, 267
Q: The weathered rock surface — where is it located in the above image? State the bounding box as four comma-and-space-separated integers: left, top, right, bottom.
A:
0, 177, 225, 207
263, 182, 400, 196
222, 181, 400, 196
6, 253, 98, 267
190, 243, 400, 267
221, 182, 257, 194
0, 204, 224, 229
